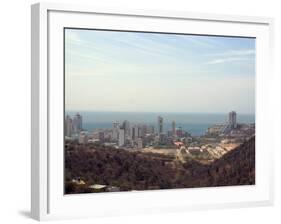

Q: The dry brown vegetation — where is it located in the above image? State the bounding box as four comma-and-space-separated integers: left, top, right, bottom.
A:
65, 137, 255, 194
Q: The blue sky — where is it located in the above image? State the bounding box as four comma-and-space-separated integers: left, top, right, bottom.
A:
65, 29, 255, 114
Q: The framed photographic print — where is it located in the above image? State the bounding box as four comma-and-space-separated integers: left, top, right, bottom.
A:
31, 2, 274, 221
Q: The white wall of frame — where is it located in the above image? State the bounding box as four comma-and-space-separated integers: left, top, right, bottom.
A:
0, 0, 280, 224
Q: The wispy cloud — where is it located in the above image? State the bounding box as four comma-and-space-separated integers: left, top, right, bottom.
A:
205, 49, 255, 65
206, 57, 253, 65
208, 49, 255, 57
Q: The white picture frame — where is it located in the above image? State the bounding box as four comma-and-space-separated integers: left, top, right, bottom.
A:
31, 2, 274, 221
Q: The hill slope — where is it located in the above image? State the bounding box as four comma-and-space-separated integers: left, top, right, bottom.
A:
181, 136, 255, 187
65, 137, 255, 194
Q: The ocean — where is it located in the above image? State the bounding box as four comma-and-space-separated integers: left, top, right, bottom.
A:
66, 111, 255, 136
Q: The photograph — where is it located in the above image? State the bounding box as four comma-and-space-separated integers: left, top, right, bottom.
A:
64, 28, 256, 194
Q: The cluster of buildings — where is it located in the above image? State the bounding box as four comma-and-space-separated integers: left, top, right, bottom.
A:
65, 112, 191, 149
111, 120, 153, 148
94, 116, 190, 149
65, 111, 255, 160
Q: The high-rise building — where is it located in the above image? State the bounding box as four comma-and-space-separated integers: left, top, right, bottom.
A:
130, 125, 139, 140
137, 125, 142, 138
65, 115, 73, 137
73, 113, 82, 133
122, 120, 130, 139
118, 129, 125, 147
158, 116, 164, 134
112, 122, 119, 141
228, 111, 237, 129
172, 121, 176, 136
130, 126, 134, 140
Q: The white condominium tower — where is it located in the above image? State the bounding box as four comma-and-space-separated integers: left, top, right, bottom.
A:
122, 120, 130, 139
73, 112, 82, 133
118, 129, 125, 147
172, 121, 176, 136
65, 115, 73, 137
158, 116, 164, 134
112, 122, 120, 141
228, 111, 237, 129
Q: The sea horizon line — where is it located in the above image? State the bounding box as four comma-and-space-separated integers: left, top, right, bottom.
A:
65, 110, 255, 115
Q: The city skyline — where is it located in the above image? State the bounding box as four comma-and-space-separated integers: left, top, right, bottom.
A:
65, 29, 255, 114
65, 110, 254, 138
